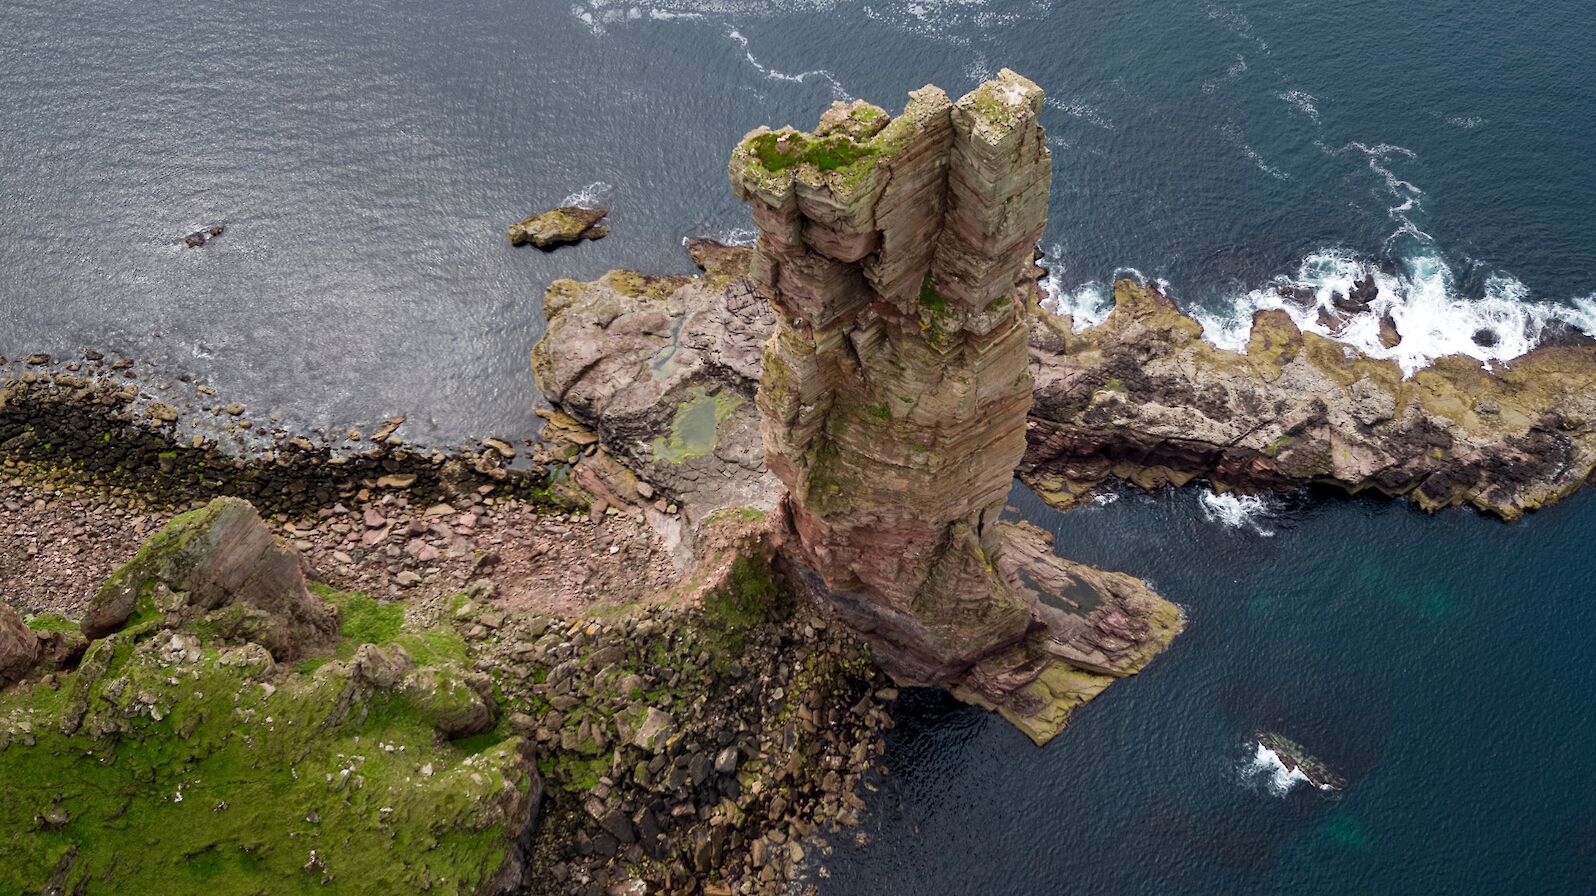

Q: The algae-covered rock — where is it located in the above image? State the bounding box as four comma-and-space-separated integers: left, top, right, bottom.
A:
507, 206, 608, 249
0, 584, 540, 895
83, 496, 339, 659
0, 603, 40, 688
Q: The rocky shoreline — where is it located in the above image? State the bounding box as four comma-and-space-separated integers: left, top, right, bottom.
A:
1, 365, 894, 895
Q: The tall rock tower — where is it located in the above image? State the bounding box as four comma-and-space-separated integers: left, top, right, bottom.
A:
731, 71, 1182, 743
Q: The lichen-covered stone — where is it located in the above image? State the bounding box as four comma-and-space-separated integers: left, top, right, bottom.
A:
507, 206, 608, 249
83, 496, 339, 659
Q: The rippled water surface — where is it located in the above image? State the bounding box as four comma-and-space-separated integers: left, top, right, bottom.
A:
6, 0, 1596, 891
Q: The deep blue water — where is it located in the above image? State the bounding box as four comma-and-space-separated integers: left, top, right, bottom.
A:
4, 0, 1596, 891
822, 483, 1596, 894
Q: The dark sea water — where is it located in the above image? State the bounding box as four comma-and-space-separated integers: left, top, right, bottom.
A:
5, 0, 1596, 891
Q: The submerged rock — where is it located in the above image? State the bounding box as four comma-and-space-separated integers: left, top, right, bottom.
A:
82, 496, 339, 659
1256, 730, 1346, 792
508, 205, 608, 249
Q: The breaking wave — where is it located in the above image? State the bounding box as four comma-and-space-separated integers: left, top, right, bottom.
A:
1037, 244, 1113, 332
561, 181, 614, 209
1198, 490, 1276, 536
1044, 137, 1596, 376
1242, 742, 1320, 797
1191, 248, 1596, 375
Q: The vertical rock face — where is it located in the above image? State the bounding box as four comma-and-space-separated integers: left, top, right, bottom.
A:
732, 70, 1182, 743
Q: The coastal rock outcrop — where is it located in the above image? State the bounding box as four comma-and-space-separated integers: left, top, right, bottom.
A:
82, 496, 339, 659
508, 206, 608, 249
1023, 280, 1596, 519
724, 70, 1182, 742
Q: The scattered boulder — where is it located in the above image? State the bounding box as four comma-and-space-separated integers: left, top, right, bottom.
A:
508, 206, 608, 249
0, 603, 40, 688
82, 496, 339, 660
183, 224, 225, 248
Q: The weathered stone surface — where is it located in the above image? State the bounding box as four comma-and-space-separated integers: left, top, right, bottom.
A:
508, 206, 608, 249
0, 603, 40, 688
1022, 280, 1596, 519
730, 71, 1182, 742
82, 496, 339, 659
533, 240, 780, 526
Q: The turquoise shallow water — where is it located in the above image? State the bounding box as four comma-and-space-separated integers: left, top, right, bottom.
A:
4, 1, 1595, 891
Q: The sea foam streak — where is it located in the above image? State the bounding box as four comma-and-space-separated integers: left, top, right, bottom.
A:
1198, 490, 1276, 536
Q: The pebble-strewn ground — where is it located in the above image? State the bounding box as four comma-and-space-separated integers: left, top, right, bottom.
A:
0, 476, 678, 622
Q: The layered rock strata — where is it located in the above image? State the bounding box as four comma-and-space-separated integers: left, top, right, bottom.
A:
1023, 280, 1596, 519
725, 71, 1182, 742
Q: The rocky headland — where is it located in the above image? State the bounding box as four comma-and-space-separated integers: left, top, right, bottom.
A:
8, 64, 1596, 896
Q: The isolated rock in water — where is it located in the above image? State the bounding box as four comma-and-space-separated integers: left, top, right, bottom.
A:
508, 205, 609, 248
729, 71, 1183, 743
82, 496, 339, 659
1256, 730, 1346, 791
183, 223, 224, 248
0, 603, 40, 688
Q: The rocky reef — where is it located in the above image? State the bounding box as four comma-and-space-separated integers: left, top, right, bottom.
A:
1022, 280, 1596, 519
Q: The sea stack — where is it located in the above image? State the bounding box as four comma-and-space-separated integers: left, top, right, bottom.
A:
731, 70, 1183, 743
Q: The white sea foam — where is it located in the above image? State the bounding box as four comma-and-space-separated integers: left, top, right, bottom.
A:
684, 226, 756, 248
1243, 742, 1316, 797
725, 28, 851, 100
1277, 89, 1320, 124
1198, 490, 1276, 536
1045, 96, 1115, 131
571, 0, 1045, 43
561, 181, 614, 209
1037, 244, 1113, 332
1194, 248, 1596, 375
